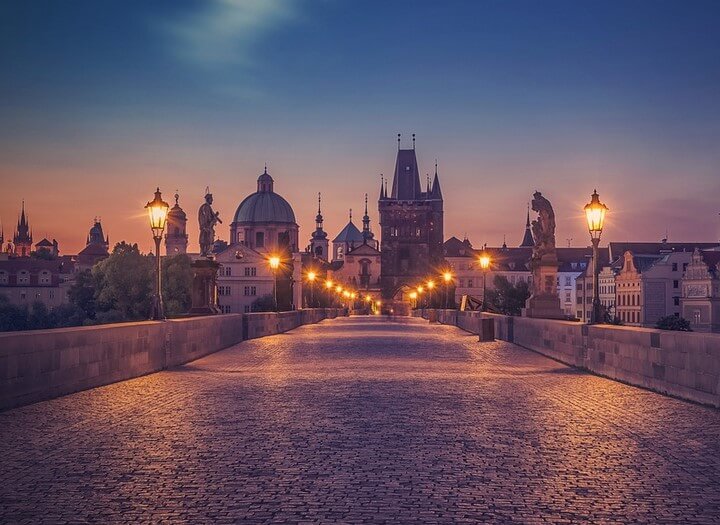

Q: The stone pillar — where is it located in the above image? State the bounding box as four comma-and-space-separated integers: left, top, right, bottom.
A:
523, 254, 565, 319
189, 259, 220, 315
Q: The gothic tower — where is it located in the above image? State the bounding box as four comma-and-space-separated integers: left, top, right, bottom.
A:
378, 136, 444, 298
519, 204, 534, 247
13, 201, 32, 257
309, 192, 329, 260
165, 192, 188, 256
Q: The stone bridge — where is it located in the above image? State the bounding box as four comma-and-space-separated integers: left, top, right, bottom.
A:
2, 315, 720, 523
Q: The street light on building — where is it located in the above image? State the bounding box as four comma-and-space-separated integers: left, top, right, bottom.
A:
584, 189, 608, 324
145, 188, 169, 320
478, 251, 491, 311
269, 255, 281, 311
409, 290, 418, 309
426, 280, 435, 308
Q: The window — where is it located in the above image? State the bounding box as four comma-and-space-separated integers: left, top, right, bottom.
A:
18, 270, 30, 284
577, 296, 583, 304
673, 296, 679, 306
0, 271, 7, 284
49, 291, 54, 299
565, 276, 571, 286
673, 280, 679, 289
672, 263, 678, 271
244, 286, 257, 296
20, 291, 26, 300
244, 267, 257, 277
467, 279, 473, 288
565, 292, 571, 302
255, 231, 265, 248
683, 263, 689, 272
244, 305, 251, 313
39, 270, 51, 285
577, 310, 583, 319
223, 266, 231, 276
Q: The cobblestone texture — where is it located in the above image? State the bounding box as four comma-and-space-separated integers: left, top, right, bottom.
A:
2, 316, 720, 524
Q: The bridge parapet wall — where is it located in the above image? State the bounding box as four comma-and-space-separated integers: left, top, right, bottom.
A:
426, 309, 720, 407
0, 308, 341, 411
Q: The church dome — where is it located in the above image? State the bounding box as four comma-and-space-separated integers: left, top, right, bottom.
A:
233, 169, 297, 224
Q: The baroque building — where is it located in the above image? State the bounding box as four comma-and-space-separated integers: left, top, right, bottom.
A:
379, 140, 444, 299
165, 192, 188, 256
215, 168, 302, 312
681, 248, 720, 332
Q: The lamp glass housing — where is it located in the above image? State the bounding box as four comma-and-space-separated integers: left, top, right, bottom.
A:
145, 188, 170, 239
584, 190, 608, 240
479, 253, 491, 270
269, 256, 281, 270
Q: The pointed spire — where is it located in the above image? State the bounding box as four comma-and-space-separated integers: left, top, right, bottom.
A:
520, 202, 534, 247
364, 193, 369, 216
349, 208, 353, 222
426, 174, 430, 193
174, 190, 179, 207
429, 160, 443, 200
317, 192, 322, 215
412, 133, 416, 150
397, 133, 401, 150
379, 174, 385, 199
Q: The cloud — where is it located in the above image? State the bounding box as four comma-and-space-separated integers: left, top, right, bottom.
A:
159, 0, 300, 69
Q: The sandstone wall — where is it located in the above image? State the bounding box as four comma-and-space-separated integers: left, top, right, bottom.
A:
0, 309, 342, 411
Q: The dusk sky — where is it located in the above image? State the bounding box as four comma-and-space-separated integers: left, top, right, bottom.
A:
2, 0, 720, 255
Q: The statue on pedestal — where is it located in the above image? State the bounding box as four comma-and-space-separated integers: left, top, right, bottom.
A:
523, 191, 564, 319
190, 188, 222, 315
199, 190, 222, 259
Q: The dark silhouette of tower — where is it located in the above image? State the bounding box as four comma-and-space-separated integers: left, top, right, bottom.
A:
378, 137, 444, 298
165, 192, 188, 255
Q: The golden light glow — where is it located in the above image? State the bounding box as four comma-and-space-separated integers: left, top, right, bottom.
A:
443, 272, 452, 283
479, 253, 491, 270
417, 286, 424, 293
268, 256, 281, 270
365, 295, 372, 302
325, 280, 333, 289
376, 300, 382, 307
343, 290, 351, 298
409, 291, 418, 300
307, 271, 316, 282
427, 280, 435, 290
336, 285, 342, 293
145, 188, 170, 238
584, 189, 608, 239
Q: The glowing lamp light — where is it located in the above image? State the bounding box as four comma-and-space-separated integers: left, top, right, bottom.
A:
307, 271, 316, 282
427, 280, 435, 290
409, 291, 418, 300
325, 280, 333, 289
376, 301, 382, 307
365, 295, 372, 302
417, 286, 424, 294
145, 188, 170, 239
584, 189, 608, 240
479, 253, 491, 270
269, 256, 281, 270
443, 272, 452, 283
336, 285, 343, 293
343, 290, 351, 298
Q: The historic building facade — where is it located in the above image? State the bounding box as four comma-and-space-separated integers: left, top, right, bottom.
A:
681, 248, 720, 332
378, 144, 444, 299
165, 193, 188, 256
215, 169, 302, 313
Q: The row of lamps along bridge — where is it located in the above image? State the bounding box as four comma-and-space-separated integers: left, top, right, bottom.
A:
144, 189, 607, 323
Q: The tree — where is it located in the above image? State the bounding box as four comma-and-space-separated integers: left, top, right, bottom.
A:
92, 242, 153, 321
68, 269, 96, 320
162, 254, 193, 316
251, 294, 276, 312
0, 295, 28, 331
485, 276, 531, 316
656, 315, 692, 331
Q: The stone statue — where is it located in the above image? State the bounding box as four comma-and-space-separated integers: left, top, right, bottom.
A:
530, 191, 556, 262
523, 191, 564, 318
198, 190, 222, 258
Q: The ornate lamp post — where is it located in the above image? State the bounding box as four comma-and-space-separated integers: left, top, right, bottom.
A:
426, 280, 435, 308
145, 188, 169, 320
409, 291, 418, 309
584, 189, 608, 324
269, 255, 281, 311
478, 252, 491, 311
442, 271, 452, 309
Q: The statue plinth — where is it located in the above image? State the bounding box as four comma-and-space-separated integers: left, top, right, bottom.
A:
189, 258, 220, 315
522, 254, 565, 319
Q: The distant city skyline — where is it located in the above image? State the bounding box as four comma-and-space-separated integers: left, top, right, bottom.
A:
2, 0, 720, 254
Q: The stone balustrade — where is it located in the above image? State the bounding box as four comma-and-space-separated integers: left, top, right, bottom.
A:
0, 308, 344, 411
421, 309, 720, 407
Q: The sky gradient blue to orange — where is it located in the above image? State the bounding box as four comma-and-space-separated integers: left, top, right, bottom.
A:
1, 0, 720, 254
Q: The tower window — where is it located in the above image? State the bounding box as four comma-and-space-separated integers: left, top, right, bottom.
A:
255, 232, 264, 248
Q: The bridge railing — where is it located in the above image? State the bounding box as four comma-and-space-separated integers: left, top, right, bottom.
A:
0, 308, 345, 411
422, 308, 720, 408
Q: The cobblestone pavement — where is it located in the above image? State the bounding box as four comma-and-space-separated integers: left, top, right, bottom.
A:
2, 317, 720, 524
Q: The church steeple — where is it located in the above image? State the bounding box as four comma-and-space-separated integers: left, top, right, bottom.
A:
520, 203, 534, 247
310, 192, 329, 260
13, 200, 32, 257
362, 193, 375, 246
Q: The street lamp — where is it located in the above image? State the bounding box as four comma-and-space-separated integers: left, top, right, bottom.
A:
145, 188, 169, 320
409, 291, 418, 309
426, 280, 435, 307
478, 251, 491, 311
584, 189, 608, 324
306, 270, 316, 308
442, 271, 453, 310
269, 255, 281, 311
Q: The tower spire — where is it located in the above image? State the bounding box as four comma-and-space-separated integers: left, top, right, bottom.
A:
520, 202, 534, 247
412, 133, 416, 150
397, 133, 401, 150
